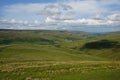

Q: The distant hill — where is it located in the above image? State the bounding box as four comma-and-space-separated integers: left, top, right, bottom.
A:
0, 30, 103, 45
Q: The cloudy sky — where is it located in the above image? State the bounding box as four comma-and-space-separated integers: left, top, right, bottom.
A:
0, 0, 120, 32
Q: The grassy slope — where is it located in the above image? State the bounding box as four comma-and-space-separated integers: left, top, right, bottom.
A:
0, 30, 120, 61
0, 30, 120, 80
0, 30, 105, 61
59, 31, 120, 60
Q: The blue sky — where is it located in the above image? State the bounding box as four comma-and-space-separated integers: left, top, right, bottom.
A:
0, 0, 120, 32
0, 0, 57, 6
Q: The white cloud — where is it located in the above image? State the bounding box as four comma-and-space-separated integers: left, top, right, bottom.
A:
91, 14, 104, 20
50, 15, 73, 21
45, 17, 56, 23
34, 20, 40, 24
64, 13, 120, 26
0, 13, 120, 30
39, 4, 61, 16
107, 13, 120, 21
65, 0, 108, 17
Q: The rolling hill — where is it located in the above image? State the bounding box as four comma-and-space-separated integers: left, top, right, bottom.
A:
0, 30, 120, 61
0, 30, 120, 80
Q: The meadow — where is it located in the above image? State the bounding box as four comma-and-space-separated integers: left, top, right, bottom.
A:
0, 30, 120, 80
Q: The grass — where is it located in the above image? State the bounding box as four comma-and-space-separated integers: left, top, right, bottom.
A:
0, 44, 105, 61
0, 30, 120, 80
0, 61, 120, 80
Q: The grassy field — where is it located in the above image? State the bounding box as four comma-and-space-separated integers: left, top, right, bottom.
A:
0, 30, 120, 80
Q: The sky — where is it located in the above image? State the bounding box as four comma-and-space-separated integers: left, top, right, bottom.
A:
0, 0, 120, 32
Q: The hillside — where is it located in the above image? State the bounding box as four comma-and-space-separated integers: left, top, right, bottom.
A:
0, 30, 120, 61
0, 30, 101, 44
0, 30, 120, 80
0, 30, 105, 61
62, 31, 120, 60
